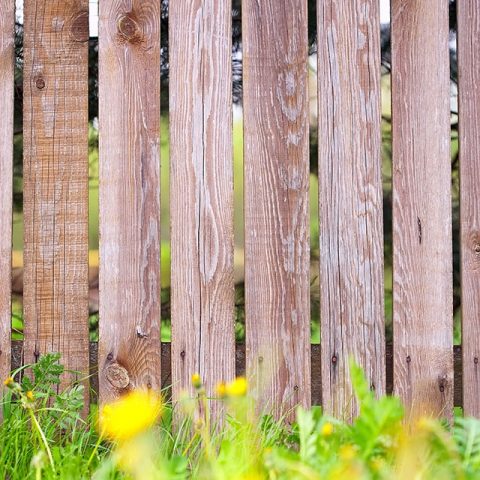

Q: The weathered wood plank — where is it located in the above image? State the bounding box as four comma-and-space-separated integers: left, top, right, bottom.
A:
98, 0, 161, 403
0, 0, 14, 391
243, 0, 310, 417
391, 1, 453, 419
317, 0, 385, 420
169, 0, 235, 410
23, 1, 90, 403
457, 0, 480, 417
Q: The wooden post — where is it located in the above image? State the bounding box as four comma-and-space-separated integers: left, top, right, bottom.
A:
391, 0, 453, 420
23, 0, 90, 404
0, 0, 14, 390
243, 0, 311, 417
169, 0, 235, 413
457, 0, 480, 417
317, 0, 385, 420
98, 0, 162, 403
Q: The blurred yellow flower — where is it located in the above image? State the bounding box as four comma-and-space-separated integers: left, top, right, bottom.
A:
226, 377, 247, 397
26, 390, 34, 401
99, 390, 162, 442
216, 381, 227, 398
339, 444, 357, 461
3, 377, 14, 387
321, 422, 334, 436
191, 373, 202, 389
236, 472, 264, 480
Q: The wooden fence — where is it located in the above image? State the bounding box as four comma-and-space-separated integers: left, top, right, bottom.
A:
0, 0, 479, 421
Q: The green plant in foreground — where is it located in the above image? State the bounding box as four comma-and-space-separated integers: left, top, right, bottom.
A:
2, 355, 480, 479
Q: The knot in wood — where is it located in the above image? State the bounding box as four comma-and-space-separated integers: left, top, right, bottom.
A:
469, 232, 480, 257
70, 11, 89, 42
118, 15, 142, 43
437, 374, 447, 393
105, 363, 130, 389
35, 77, 45, 90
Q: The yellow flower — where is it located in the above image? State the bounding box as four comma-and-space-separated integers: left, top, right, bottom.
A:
216, 381, 227, 398
339, 444, 357, 461
26, 390, 34, 401
226, 377, 247, 397
191, 373, 202, 389
3, 377, 14, 387
321, 422, 334, 436
99, 390, 162, 441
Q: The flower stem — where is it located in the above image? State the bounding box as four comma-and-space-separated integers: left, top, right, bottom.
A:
28, 408, 55, 473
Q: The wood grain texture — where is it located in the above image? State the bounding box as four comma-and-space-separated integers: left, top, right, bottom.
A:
243, 0, 310, 417
0, 0, 14, 391
169, 0, 235, 412
317, 0, 385, 420
391, 1, 453, 420
23, 1, 89, 401
457, 0, 480, 417
98, 0, 161, 403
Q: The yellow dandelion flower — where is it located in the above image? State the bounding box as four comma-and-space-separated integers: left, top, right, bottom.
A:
321, 422, 334, 436
99, 389, 162, 442
237, 472, 264, 480
26, 390, 35, 401
3, 377, 14, 387
191, 373, 202, 389
216, 381, 227, 398
416, 416, 434, 431
226, 376, 247, 397
339, 444, 357, 461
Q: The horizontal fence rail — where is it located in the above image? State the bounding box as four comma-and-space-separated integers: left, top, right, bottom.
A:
0, 1, 478, 420
7, 342, 465, 409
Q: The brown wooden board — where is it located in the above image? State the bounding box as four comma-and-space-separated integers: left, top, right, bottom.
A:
457, 0, 480, 417
23, 0, 90, 404
317, 0, 385, 420
169, 0, 235, 412
243, 0, 311, 417
98, 0, 162, 403
391, 1, 453, 420
0, 0, 14, 392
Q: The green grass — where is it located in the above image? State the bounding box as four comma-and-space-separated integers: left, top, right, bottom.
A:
1, 354, 479, 479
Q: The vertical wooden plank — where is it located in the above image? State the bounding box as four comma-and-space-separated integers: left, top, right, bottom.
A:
0, 0, 14, 388
170, 0, 235, 411
317, 1, 385, 420
98, 1, 161, 403
23, 1, 90, 401
391, 1, 452, 419
243, 0, 310, 416
458, 0, 480, 417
